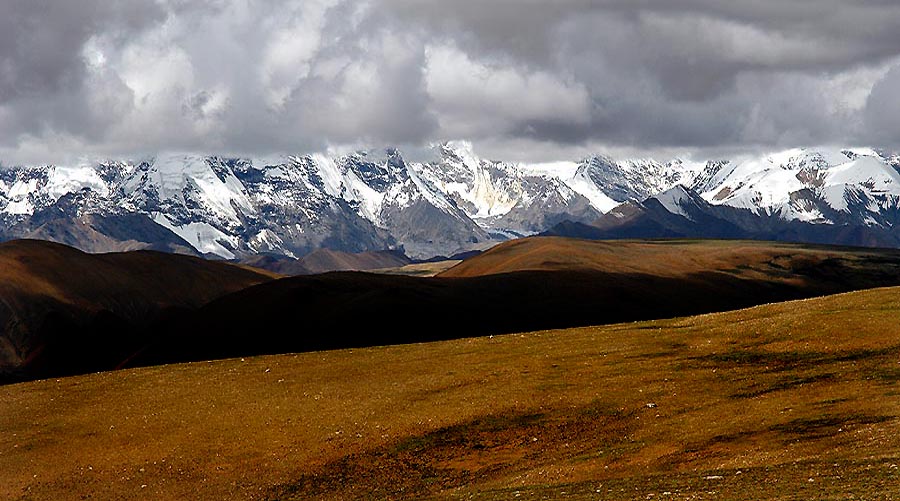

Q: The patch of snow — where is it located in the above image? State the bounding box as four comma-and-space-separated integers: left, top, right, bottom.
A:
654, 186, 693, 219
766, 148, 807, 167
790, 205, 827, 223
250, 228, 293, 256
152, 213, 237, 259
47, 165, 109, 199
519, 161, 580, 179
146, 154, 254, 223
402, 161, 458, 216
433, 144, 521, 218
826, 157, 900, 191
820, 184, 850, 212
707, 166, 803, 210
565, 171, 620, 213
444, 140, 480, 169
310, 153, 345, 199
805, 147, 852, 167
468, 167, 519, 218
7, 178, 38, 200
342, 167, 386, 224
4, 198, 33, 215
844, 147, 881, 158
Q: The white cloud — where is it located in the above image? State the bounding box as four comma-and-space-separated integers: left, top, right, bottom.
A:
259, 1, 335, 108
424, 45, 591, 137
3, 0, 900, 163
640, 12, 844, 68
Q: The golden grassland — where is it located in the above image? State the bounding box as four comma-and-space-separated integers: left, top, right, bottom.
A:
3, 285, 900, 500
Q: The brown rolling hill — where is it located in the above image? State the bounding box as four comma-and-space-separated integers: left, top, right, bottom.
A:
370, 259, 462, 277
299, 248, 411, 273
8, 236, 900, 383
240, 248, 411, 275
438, 235, 898, 278
132, 237, 900, 368
3, 286, 900, 500
0, 239, 274, 383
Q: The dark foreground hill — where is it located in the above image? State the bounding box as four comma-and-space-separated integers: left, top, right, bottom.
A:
7, 237, 900, 383
131, 237, 900, 368
3, 286, 900, 500
0, 240, 274, 383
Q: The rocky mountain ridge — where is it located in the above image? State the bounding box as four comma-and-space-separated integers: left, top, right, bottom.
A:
2, 144, 899, 258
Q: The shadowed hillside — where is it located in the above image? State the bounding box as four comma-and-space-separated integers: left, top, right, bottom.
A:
4, 286, 900, 499
7, 237, 900, 383
132, 237, 900, 368
0, 240, 274, 383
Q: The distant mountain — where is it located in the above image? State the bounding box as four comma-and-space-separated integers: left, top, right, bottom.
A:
547, 182, 900, 248
3, 145, 900, 259
414, 142, 601, 236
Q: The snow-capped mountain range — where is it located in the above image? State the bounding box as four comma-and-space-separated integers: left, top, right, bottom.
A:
1, 143, 900, 259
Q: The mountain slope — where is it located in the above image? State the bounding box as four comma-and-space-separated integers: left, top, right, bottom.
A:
0, 240, 273, 383
438, 235, 900, 278
546, 183, 900, 248
698, 148, 900, 225
0, 151, 488, 260
298, 248, 410, 274
4, 286, 900, 500
414, 142, 602, 235
3, 145, 900, 260
241, 248, 411, 275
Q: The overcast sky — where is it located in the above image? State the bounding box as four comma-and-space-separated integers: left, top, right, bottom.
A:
2, 0, 900, 164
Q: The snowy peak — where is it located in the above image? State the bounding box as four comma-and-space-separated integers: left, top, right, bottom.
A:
574, 155, 656, 203
3, 144, 900, 260
415, 142, 600, 234
697, 147, 900, 225
570, 155, 707, 208
423, 141, 520, 219
653, 185, 701, 220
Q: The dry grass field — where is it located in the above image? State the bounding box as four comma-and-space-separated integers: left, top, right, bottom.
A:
3, 284, 900, 500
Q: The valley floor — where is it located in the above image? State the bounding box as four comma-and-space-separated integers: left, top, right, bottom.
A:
3, 286, 900, 499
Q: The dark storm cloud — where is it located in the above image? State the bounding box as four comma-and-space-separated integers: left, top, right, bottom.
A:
1, 0, 900, 163
0, 0, 165, 150
384, 0, 900, 152
864, 65, 900, 143
0, 1, 165, 101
